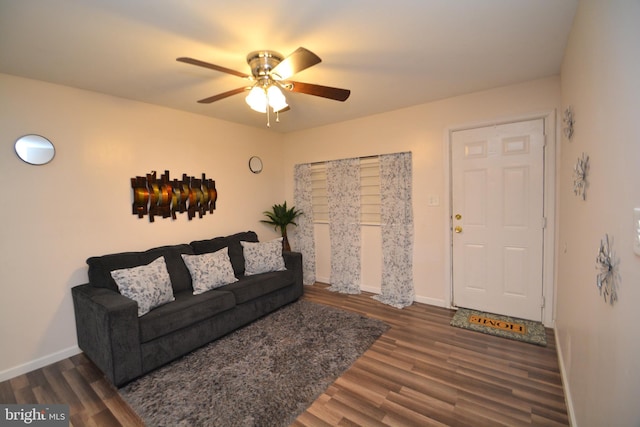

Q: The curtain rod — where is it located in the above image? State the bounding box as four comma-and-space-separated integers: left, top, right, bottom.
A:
306, 151, 411, 166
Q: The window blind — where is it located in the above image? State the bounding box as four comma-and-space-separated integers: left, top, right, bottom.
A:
310, 157, 381, 225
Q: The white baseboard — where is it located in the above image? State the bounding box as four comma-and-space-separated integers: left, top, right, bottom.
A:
0, 345, 82, 383
360, 285, 380, 294
554, 328, 577, 426
316, 276, 330, 284
312, 280, 448, 309
414, 295, 447, 308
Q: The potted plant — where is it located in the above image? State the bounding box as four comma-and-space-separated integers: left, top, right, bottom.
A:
261, 201, 303, 252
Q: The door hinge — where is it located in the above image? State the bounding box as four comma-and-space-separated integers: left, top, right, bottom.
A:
541, 296, 546, 309
542, 217, 547, 229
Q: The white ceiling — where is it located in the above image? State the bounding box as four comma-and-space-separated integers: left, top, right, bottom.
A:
0, 0, 577, 133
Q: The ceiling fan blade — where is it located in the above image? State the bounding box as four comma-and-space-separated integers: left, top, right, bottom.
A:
286, 81, 351, 102
177, 57, 250, 79
197, 87, 248, 104
271, 47, 321, 80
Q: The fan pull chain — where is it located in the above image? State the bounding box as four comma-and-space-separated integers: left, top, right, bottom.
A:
266, 90, 271, 127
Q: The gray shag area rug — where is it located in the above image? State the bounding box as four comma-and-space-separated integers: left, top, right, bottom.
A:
119, 300, 389, 426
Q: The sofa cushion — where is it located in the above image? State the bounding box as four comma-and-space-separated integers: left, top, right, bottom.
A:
110, 256, 175, 317
138, 289, 236, 343
190, 231, 258, 277
87, 244, 195, 293
218, 270, 295, 304
181, 248, 238, 295
241, 238, 286, 275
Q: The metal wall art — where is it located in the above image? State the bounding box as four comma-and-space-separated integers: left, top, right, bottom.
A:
573, 152, 589, 200
563, 106, 574, 140
131, 170, 217, 222
596, 234, 619, 305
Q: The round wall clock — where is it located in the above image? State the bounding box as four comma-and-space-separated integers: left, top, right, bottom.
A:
249, 156, 263, 174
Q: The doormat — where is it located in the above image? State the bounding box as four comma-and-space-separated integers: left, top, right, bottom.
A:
450, 308, 547, 346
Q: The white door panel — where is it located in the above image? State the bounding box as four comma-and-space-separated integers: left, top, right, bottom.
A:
451, 119, 544, 321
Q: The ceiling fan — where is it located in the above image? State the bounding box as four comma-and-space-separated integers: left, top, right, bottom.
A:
177, 47, 350, 126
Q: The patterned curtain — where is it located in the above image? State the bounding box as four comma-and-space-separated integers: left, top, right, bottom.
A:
327, 158, 361, 294
293, 164, 316, 285
373, 152, 414, 308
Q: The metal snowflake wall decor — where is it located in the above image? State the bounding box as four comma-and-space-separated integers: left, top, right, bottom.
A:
563, 106, 575, 140
596, 234, 619, 305
573, 152, 589, 200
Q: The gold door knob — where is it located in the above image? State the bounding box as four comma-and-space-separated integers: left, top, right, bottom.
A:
454, 226, 463, 233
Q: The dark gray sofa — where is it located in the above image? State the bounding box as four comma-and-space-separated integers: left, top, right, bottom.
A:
71, 231, 303, 387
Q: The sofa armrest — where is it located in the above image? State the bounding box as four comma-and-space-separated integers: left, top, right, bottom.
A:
283, 251, 303, 292
71, 284, 142, 386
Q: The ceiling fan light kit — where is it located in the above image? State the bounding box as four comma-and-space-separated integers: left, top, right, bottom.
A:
245, 85, 288, 113
177, 47, 350, 127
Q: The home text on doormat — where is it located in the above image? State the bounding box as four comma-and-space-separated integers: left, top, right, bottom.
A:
468, 314, 527, 334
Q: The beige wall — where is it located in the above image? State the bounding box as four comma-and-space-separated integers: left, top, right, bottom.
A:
558, 0, 640, 425
282, 77, 561, 306
0, 74, 285, 380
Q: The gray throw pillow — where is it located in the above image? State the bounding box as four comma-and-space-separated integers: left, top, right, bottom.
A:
110, 256, 175, 316
181, 247, 238, 295
241, 238, 286, 275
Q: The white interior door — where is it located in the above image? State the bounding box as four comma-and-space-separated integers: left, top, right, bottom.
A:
451, 119, 545, 321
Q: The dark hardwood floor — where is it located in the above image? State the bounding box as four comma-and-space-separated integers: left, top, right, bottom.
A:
0, 283, 569, 426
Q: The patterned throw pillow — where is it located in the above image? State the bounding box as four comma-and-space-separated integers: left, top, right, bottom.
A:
110, 256, 175, 317
240, 238, 286, 276
181, 247, 238, 295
